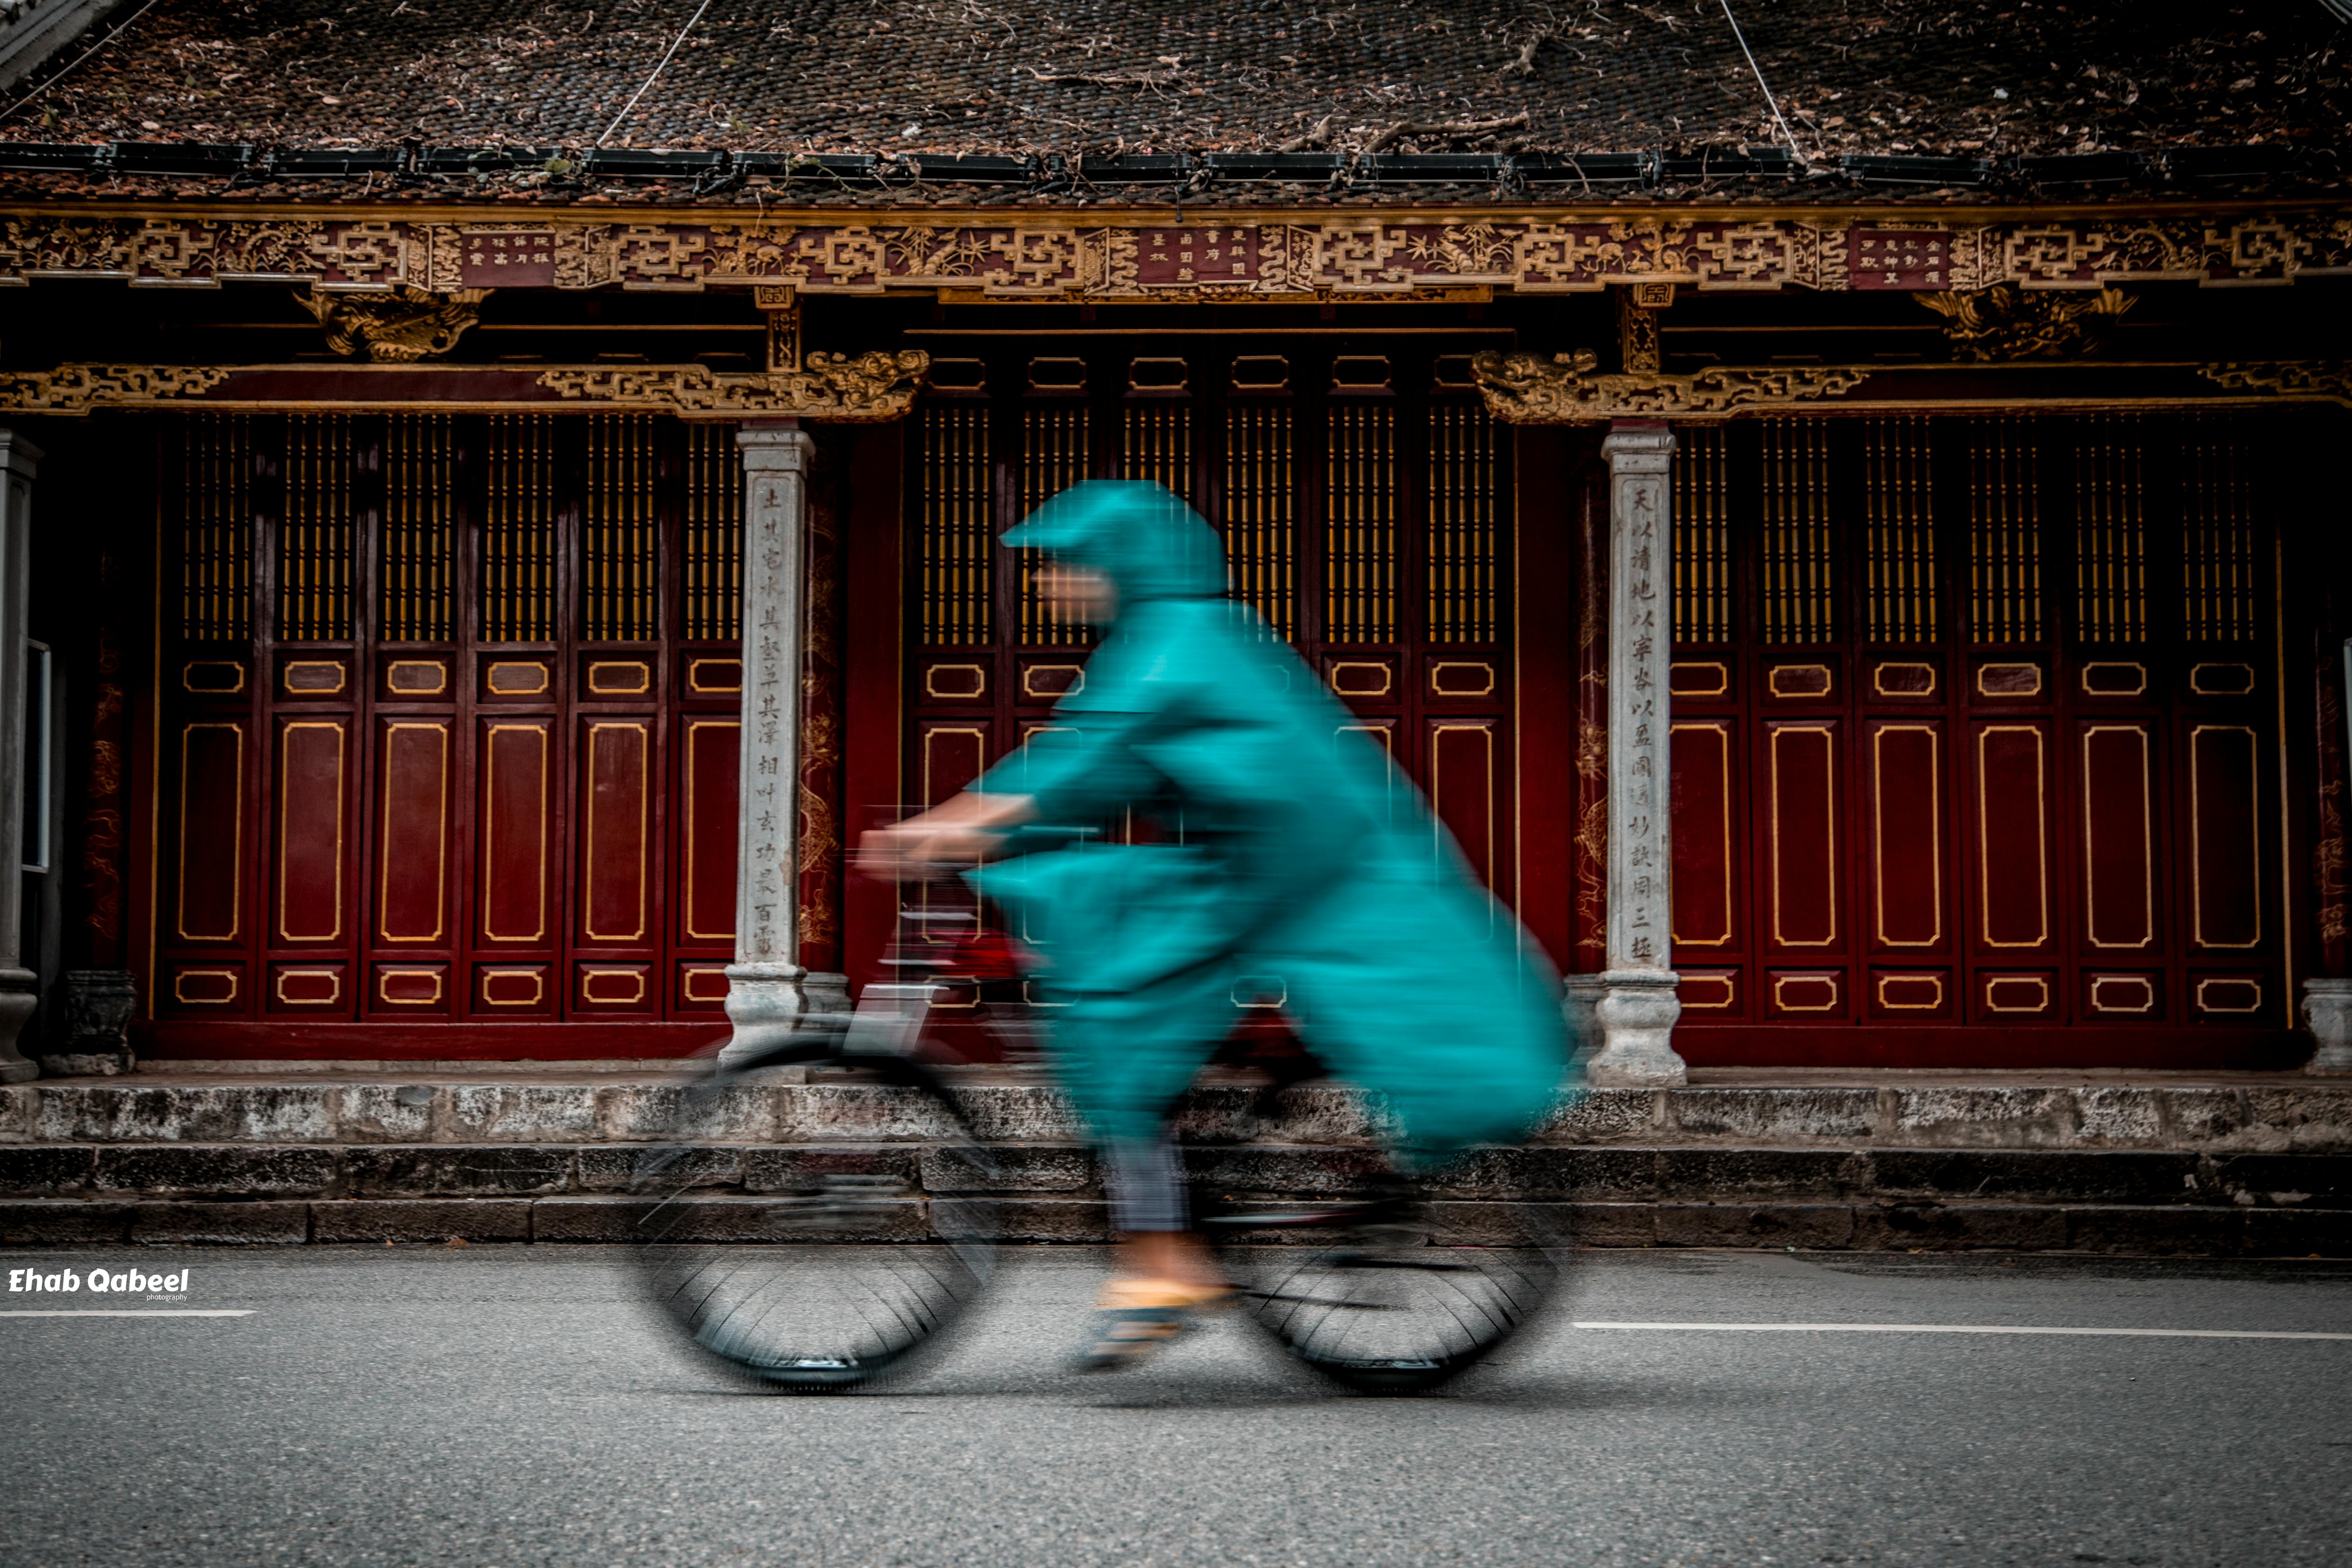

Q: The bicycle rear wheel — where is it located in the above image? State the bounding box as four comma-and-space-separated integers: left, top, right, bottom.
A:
1195, 1099, 1568, 1394
629, 1046, 998, 1391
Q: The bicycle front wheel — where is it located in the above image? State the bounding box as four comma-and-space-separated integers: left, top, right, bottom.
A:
629, 1052, 999, 1391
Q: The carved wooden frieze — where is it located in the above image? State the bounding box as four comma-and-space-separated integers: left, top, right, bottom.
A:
298, 283, 488, 361
2199, 361, 2352, 403
1472, 348, 1871, 423
0, 210, 2346, 296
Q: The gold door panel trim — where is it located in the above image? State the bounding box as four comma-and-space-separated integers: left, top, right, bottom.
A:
2089, 974, 2158, 1015
384, 659, 449, 696
477, 967, 546, 1007
2080, 723, 2155, 951
1428, 660, 1497, 699
2194, 976, 2264, 1014
275, 719, 347, 944
1328, 661, 1393, 698
1678, 973, 1737, 1010
582, 720, 651, 943
2079, 662, 2148, 697
1231, 355, 1290, 391
281, 660, 348, 695
1975, 662, 2044, 698
2189, 662, 2256, 697
486, 660, 551, 696
586, 659, 653, 696
1768, 723, 1839, 949
1766, 663, 1833, 700
171, 967, 240, 1005
1428, 721, 1495, 887
272, 966, 342, 1007
1669, 661, 1730, 699
480, 722, 550, 943
923, 663, 987, 701
580, 967, 650, 1006
1871, 661, 1938, 699
377, 721, 449, 945
376, 967, 447, 1006
683, 719, 739, 944
1027, 356, 1086, 392
1974, 724, 2050, 949
1869, 722, 1943, 950
1875, 973, 1946, 1012
182, 660, 246, 695
1021, 663, 1086, 701
2189, 723, 2262, 950
1982, 974, 2052, 1013
681, 965, 731, 1004
175, 721, 244, 943
1331, 355, 1393, 390
1670, 719, 1735, 948
687, 657, 744, 695
1770, 973, 1842, 1012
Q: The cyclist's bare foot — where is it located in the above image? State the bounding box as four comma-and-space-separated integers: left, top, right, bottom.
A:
1073, 1241, 1233, 1374
1114, 1230, 1229, 1293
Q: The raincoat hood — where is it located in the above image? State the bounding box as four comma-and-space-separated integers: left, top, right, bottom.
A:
1002, 481, 1225, 613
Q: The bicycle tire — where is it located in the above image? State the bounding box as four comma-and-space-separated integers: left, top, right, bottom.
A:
1193, 1093, 1569, 1395
628, 1042, 999, 1392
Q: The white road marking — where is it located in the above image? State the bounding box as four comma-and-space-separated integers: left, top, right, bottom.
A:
0, 1309, 254, 1318
1573, 1320, 2352, 1341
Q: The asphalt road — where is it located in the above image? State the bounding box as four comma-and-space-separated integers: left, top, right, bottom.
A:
2, 1246, 2348, 1568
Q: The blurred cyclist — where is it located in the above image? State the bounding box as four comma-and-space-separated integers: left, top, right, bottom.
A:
862, 482, 1570, 1370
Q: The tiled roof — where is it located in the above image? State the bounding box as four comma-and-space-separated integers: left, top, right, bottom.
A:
0, 0, 2339, 204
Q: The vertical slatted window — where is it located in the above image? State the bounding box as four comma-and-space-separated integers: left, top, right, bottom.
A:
182, 415, 251, 643
682, 423, 742, 642
277, 416, 354, 642
1672, 424, 1731, 643
1324, 405, 1395, 644
2182, 425, 2256, 642
1223, 406, 1295, 640
1019, 406, 1091, 646
1863, 417, 1937, 643
920, 405, 992, 646
381, 416, 455, 643
1122, 404, 1191, 499
1427, 404, 1496, 644
482, 415, 557, 643
583, 415, 658, 642
1969, 420, 2042, 643
1759, 421, 1834, 643
2075, 414, 2146, 644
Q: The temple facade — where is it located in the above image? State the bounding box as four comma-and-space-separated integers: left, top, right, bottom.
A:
0, 0, 2344, 1083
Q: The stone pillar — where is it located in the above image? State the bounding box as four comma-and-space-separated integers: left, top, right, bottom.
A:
0, 430, 39, 1082
1588, 421, 1686, 1087
2305, 978, 2352, 1074
720, 420, 827, 1065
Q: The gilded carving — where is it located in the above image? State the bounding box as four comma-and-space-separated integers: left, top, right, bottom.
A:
2199, 362, 2352, 404
298, 283, 489, 362
0, 363, 232, 413
1917, 282, 2134, 361
536, 349, 929, 420
1470, 348, 1869, 423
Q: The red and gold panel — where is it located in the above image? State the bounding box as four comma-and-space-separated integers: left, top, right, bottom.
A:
1972, 724, 2053, 953
1765, 722, 1840, 952
375, 720, 450, 946
478, 719, 552, 946
1676, 969, 1740, 1013
474, 963, 553, 1015
1765, 969, 1844, 1019
2188, 724, 2262, 951
1866, 721, 1944, 953
274, 719, 348, 945
2191, 972, 2269, 1020
677, 962, 732, 1011
371, 963, 451, 1014
680, 719, 738, 945
2084, 971, 2163, 1019
578, 719, 652, 945
1428, 720, 1497, 890
1669, 720, 1736, 949
1869, 969, 1953, 1019
919, 722, 992, 808
267, 962, 347, 1014
2079, 722, 2156, 953
174, 720, 247, 945
1977, 971, 2059, 1020
164, 963, 244, 1011
576, 962, 657, 1011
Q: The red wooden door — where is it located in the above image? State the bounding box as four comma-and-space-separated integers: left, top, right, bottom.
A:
151, 413, 742, 1032
1669, 413, 2293, 1065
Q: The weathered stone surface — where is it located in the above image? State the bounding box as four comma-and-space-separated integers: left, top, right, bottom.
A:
776, 1084, 972, 1142
95, 1146, 339, 1197
1163, 1086, 1263, 1144
0, 1146, 95, 1194
344, 1145, 573, 1197
2159, 1089, 2246, 1144
0, 1084, 33, 1142
581, 1145, 745, 1193
1852, 1203, 2068, 1251
2238, 1088, 2352, 1152
992, 1198, 1112, 1242
1432, 1145, 1657, 1198
311, 1199, 534, 1243
1657, 1148, 1865, 1197
447, 1085, 599, 1143
1868, 1150, 2202, 1204
919, 1144, 1090, 1193
2207, 1153, 2352, 1207
1533, 1088, 1658, 1144
1667, 1088, 1876, 1142
39, 1085, 335, 1143
128, 1201, 311, 1244
1190, 1145, 1393, 1196
741, 1146, 919, 1193
596, 1081, 777, 1143
0, 1199, 133, 1242
332, 1085, 439, 1143
1654, 1202, 1857, 1249
1565, 1200, 1657, 1246
2073, 1087, 2165, 1146
2062, 1205, 2246, 1255
1885, 1088, 2077, 1148
2241, 1206, 2352, 1256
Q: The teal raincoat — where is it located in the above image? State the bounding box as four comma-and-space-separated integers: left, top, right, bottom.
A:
968, 482, 1572, 1162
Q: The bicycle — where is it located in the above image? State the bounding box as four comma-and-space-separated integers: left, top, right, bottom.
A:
627, 877, 1571, 1395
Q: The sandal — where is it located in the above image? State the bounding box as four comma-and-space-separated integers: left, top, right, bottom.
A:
1070, 1279, 1234, 1374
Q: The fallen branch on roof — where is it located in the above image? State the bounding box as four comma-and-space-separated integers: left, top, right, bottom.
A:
1022, 65, 1179, 89
1276, 110, 1338, 153
1363, 110, 1530, 155
1500, 26, 1551, 77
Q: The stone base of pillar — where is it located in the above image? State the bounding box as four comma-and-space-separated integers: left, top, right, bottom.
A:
0, 967, 39, 1083
802, 971, 851, 1016
1587, 970, 1687, 1086
1562, 975, 1608, 1070
35, 969, 138, 1077
2304, 977, 2352, 1074
718, 961, 812, 1068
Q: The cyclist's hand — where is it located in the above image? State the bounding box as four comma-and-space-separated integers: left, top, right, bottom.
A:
855, 792, 1036, 880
